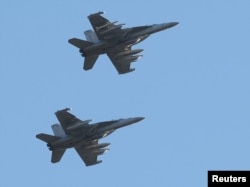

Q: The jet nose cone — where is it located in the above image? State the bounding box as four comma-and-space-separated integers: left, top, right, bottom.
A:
167, 22, 179, 28
134, 117, 145, 122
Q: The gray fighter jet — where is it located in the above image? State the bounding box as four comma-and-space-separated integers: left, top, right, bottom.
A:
36, 108, 144, 166
69, 11, 178, 74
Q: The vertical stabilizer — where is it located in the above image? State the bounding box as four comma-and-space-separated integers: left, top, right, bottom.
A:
84, 30, 99, 43
51, 124, 65, 137
50, 125, 66, 163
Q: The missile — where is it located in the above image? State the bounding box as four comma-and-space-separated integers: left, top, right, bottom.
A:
96, 21, 118, 31
115, 49, 143, 58
121, 38, 140, 46
99, 23, 125, 35
119, 55, 142, 63
84, 149, 108, 156
67, 120, 92, 130
119, 35, 148, 47
84, 143, 110, 150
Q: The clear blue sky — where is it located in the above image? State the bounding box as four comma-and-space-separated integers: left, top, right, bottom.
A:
1, 0, 250, 186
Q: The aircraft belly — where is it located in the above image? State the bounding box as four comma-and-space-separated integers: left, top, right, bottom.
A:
84, 42, 109, 56
51, 136, 77, 150
85, 129, 113, 140
118, 35, 148, 47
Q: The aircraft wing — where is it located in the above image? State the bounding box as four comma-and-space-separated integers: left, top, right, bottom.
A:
74, 140, 108, 166
88, 12, 124, 40
107, 46, 142, 74
54, 108, 83, 134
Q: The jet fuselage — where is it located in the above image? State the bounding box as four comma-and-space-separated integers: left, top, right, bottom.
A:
47, 117, 144, 151
36, 108, 145, 165
81, 22, 178, 57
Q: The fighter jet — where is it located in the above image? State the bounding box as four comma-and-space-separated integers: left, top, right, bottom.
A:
36, 108, 144, 166
68, 11, 178, 74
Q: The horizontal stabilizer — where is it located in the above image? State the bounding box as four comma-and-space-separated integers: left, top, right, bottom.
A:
84, 55, 99, 70
51, 149, 66, 163
36, 133, 60, 143
68, 38, 93, 49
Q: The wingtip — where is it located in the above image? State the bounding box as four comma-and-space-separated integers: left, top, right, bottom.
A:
55, 107, 72, 114
63, 107, 72, 111
88, 11, 105, 18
